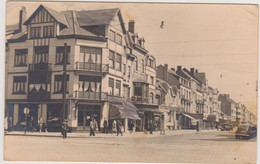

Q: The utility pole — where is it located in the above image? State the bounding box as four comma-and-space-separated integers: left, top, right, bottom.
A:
62, 43, 68, 139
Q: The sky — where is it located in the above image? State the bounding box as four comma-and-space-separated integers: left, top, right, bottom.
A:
5, 1, 259, 115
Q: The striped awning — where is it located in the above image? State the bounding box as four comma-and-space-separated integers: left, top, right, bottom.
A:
108, 96, 141, 120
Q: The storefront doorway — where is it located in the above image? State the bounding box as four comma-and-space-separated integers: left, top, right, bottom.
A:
77, 105, 100, 131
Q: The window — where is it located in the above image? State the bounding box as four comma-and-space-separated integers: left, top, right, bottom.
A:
148, 58, 154, 68
109, 51, 115, 69
79, 47, 102, 70
56, 46, 70, 65
135, 60, 138, 71
54, 75, 69, 93
116, 34, 122, 45
115, 80, 121, 96
115, 54, 122, 71
14, 49, 27, 66
29, 83, 50, 92
150, 92, 154, 104
43, 26, 54, 37
128, 66, 131, 77
30, 27, 41, 38
123, 85, 129, 99
13, 76, 26, 94
141, 59, 145, 73
123, 64, 126, 75
110, 30, 116, 41
78, 76, 101, 93
108, 78, 114, 95
150, 76, 154, 85
34, 46, 49, 64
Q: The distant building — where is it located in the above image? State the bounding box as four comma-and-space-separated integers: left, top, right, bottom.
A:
218, 94, 236, 123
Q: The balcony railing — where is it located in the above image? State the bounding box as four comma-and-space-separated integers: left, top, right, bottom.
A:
132, 96, 149, 104
75, 62, 109, 72
29, 63, 52, 72
74, 91, 108, 100
27, 91, 51, 100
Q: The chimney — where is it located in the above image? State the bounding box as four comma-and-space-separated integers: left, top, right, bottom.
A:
163, 64, 168, 81
177, 66, 182, 71
128, 20, 135, 34
195, 69, 198, 73
190, 68, 194, 75
171, 68, 175, 71
19, 6, 27, 32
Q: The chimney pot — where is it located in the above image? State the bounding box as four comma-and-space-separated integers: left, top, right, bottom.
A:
177, 66, 182, 70
190, 68, 195, 74
195, 69, 198, 73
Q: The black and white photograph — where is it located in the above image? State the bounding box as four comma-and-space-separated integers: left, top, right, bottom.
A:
3, 1, 259, 163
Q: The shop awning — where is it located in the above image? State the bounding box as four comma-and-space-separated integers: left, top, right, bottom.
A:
183, 113, 197, 120
108, 96, 141, 120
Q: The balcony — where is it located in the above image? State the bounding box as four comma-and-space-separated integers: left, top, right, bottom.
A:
74, 91, 108, 101
132, 96, 149, 104
27, 91, 51, 100
75, 62, 109, 73
29, 63, 52, 72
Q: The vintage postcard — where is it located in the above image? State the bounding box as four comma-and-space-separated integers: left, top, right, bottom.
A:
3, 1, 258, 163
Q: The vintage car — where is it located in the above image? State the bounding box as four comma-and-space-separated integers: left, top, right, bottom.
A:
220, 123, 233, 131
235, 125, 257, 139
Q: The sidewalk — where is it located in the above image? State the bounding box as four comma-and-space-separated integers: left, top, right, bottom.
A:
4, 129, 218, 138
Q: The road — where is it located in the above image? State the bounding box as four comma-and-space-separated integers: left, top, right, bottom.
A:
4, 130, 257, 164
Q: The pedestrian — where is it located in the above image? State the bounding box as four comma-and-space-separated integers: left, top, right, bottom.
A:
94, 119, 99, 134
116, 120, 123, 136
30, 116, 36, 133
8, 117, 13, 132
149, 120, 153, 134
89, 117, 97, 136
4, 116, 8, 132
129, 120, 134, 134
38, 117, 43, 132
112, 120, 117, 134
62, 120, 68, 139
196, 120, 200, 132
103, 120, 108, 134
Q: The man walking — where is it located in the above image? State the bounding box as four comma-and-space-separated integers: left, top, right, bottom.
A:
90, 117, 97, 136
103, 120, 108, 134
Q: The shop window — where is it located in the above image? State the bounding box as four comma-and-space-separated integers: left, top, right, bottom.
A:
108, 78, 114, 95
14, 49, 27, 66
56, 46, 70, 65
13, 76, 26, 94
54, 75, 69, 93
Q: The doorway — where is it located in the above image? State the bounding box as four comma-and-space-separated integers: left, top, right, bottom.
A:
77, 105, 100, 131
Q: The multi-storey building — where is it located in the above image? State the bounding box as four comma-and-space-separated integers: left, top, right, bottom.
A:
125, 21, 160, 131
6, 5, 144, 132
218, 94, 236, 123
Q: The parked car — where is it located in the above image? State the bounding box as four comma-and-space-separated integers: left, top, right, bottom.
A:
235, 125, 257, 139
220, 124, 233, 131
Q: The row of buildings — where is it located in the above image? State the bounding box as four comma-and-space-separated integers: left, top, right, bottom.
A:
5, 5, 257, 133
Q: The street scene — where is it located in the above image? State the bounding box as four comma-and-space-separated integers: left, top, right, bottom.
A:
4, 130, 257, 163
4, 1, 258, 164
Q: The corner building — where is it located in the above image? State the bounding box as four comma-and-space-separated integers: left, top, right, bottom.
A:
6, 5, 141, 132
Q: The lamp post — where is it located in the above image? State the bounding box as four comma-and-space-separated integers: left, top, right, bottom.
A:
62, 43, 68, 139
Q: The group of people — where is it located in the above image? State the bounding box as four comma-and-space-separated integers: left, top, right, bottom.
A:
4, 116, 47, 133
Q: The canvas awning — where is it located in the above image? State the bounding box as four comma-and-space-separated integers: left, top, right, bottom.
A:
108, 96, 141, 120
183, 113, 197, 120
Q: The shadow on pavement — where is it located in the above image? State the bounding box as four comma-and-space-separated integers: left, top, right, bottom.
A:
192, 133, 257, 142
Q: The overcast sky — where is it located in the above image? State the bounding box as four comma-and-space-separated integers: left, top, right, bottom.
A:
6, 2, 259, 115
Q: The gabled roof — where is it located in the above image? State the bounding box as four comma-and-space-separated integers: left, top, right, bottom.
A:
176, 68, 190, 80
24, 5, 69, 27
183, 68, 200, 84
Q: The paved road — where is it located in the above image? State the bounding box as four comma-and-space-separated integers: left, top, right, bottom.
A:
4, 130, 257, 163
